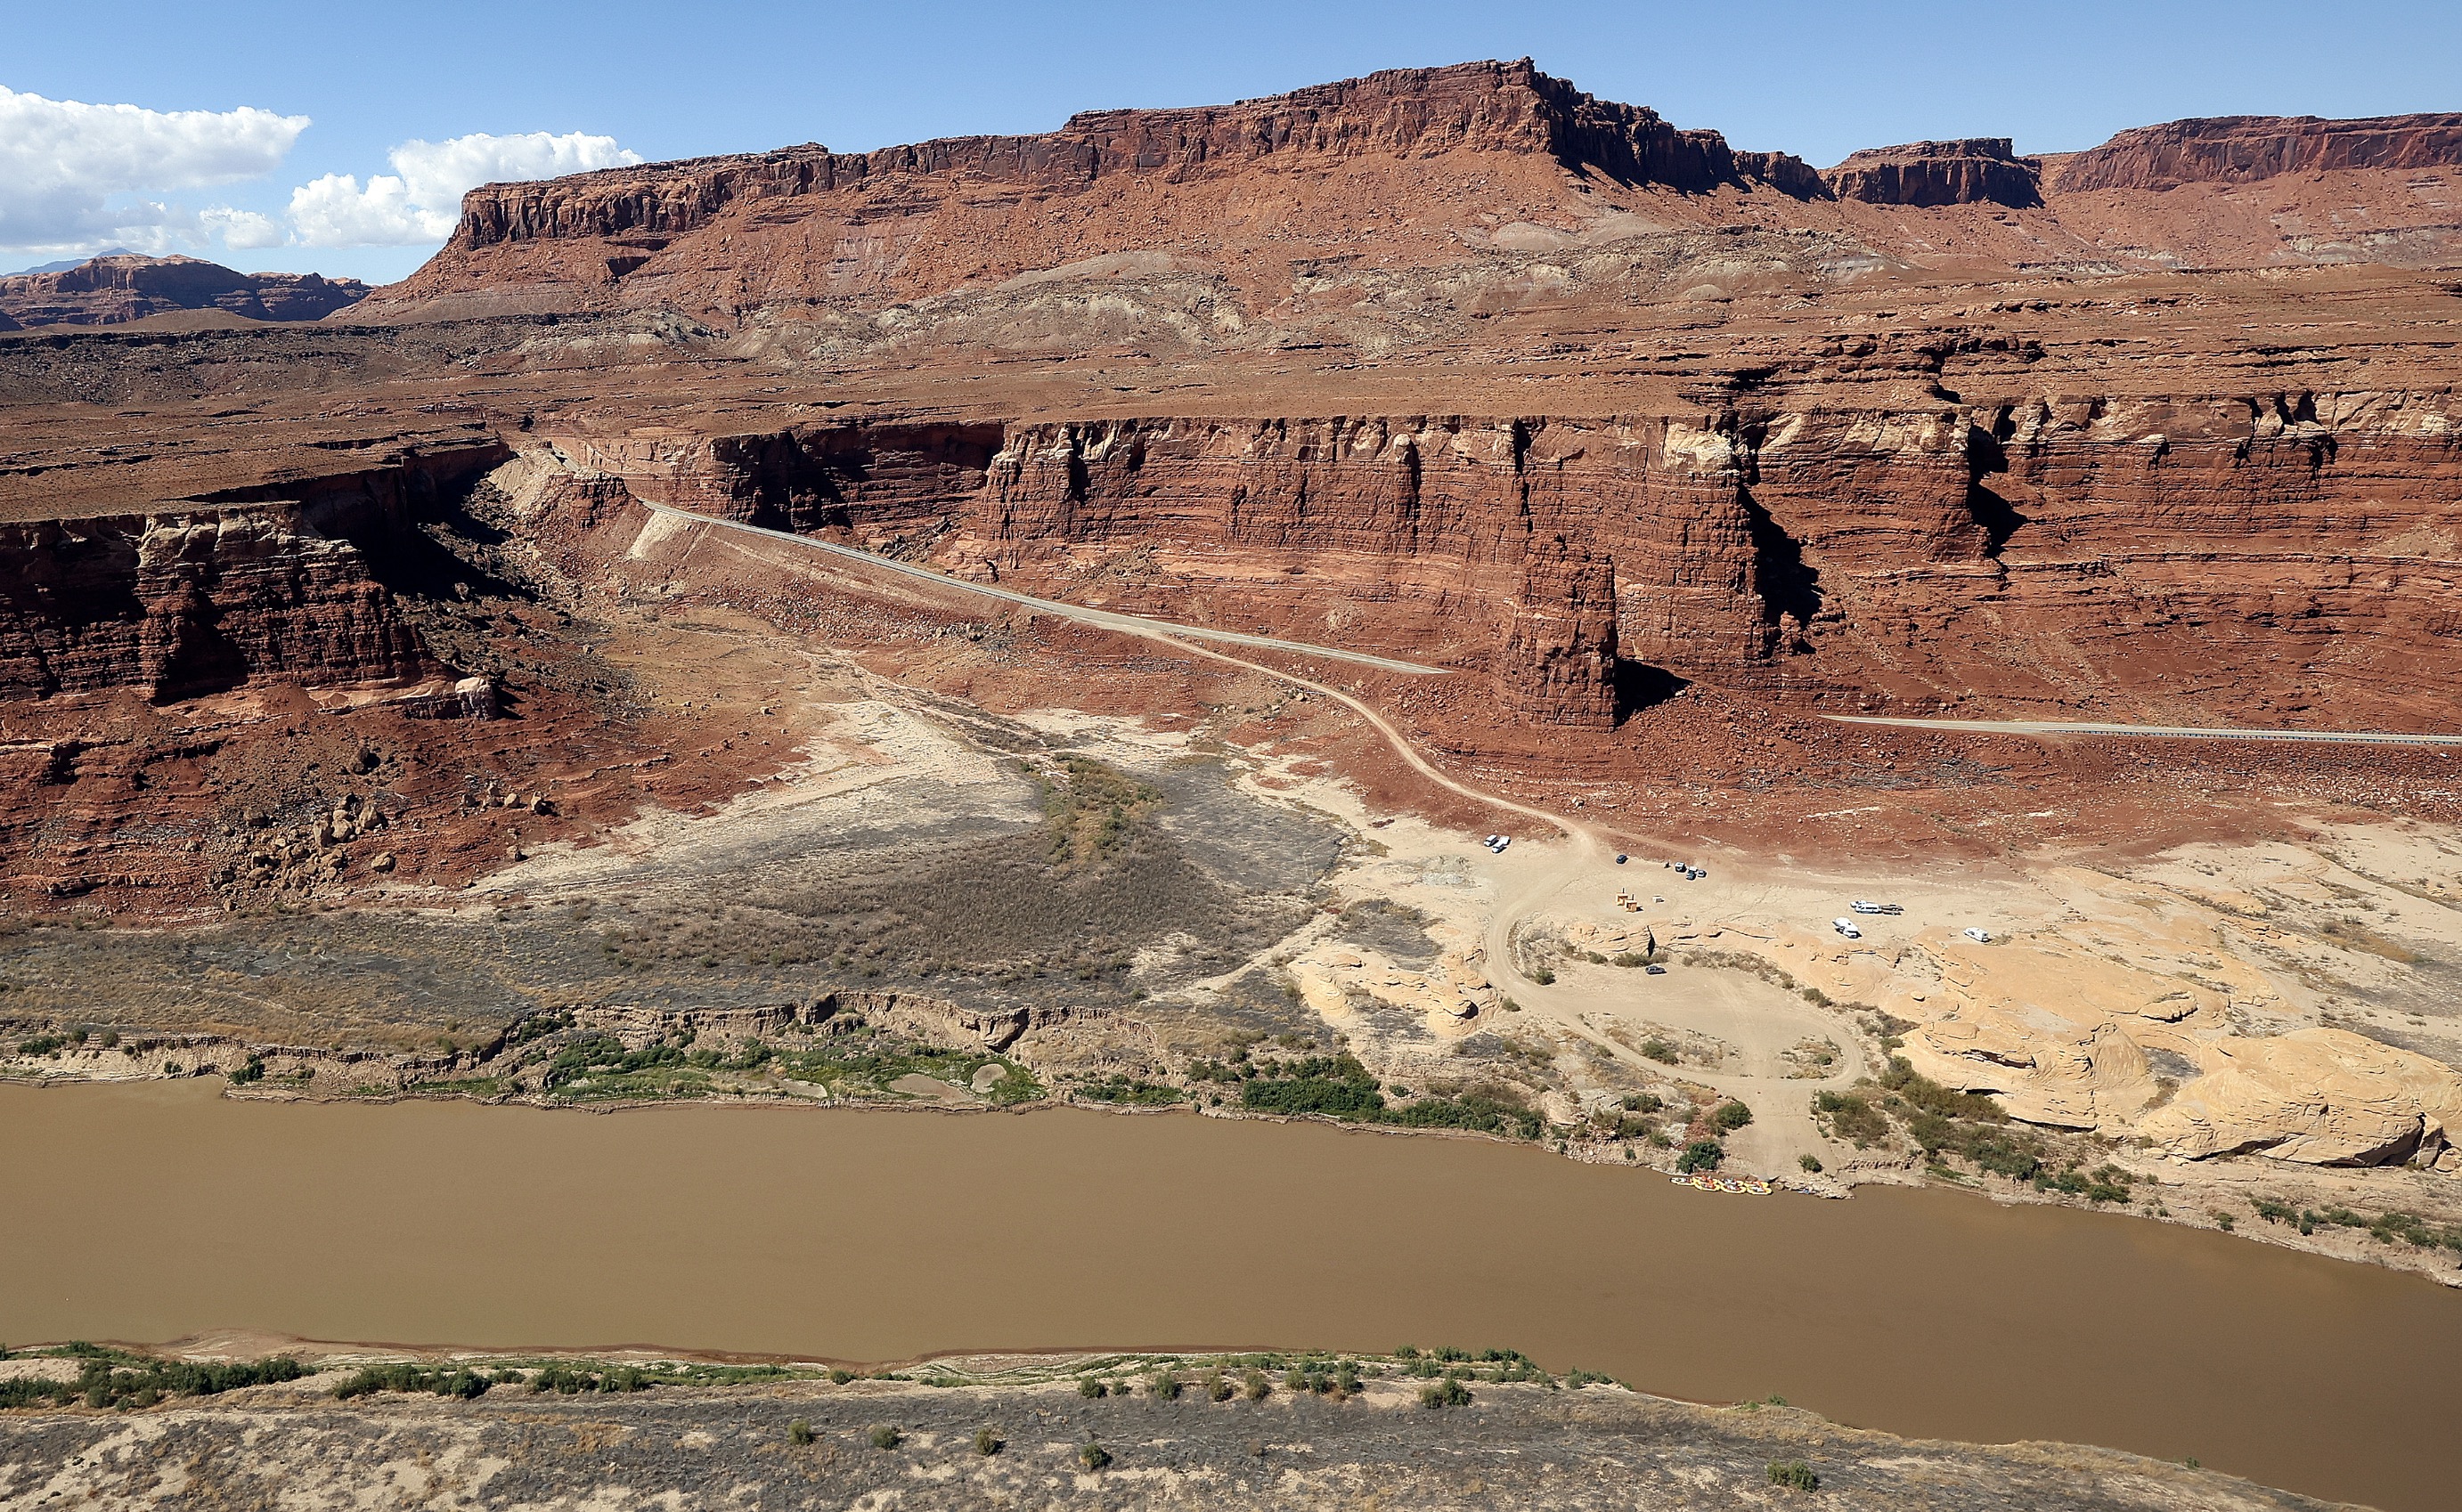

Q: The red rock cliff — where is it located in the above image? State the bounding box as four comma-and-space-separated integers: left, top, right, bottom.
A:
0, 256, 371, 329
2047, 113, 2462, 192
0, 443, 502, 702
1824, 140, 2042, 207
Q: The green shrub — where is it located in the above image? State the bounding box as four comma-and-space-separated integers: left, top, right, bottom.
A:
788, 1419, 815, 1445
1206, 1370, 1234, 1402
1611, 952, 1644, 968
1079, 1377, 1107, 1398
1529, 966, 1556, 986
1712, 1100, 1753, 1132
1419, 1376, 1472, 1409
1813, 1091, 1889, 1146
1675, 1140, 1724, 1174
1146, 1370, 1181, 1400
1080, 1442, 1113, 1470
1640, 1039, 1679, 1064
869, 1425, 901, 1451
1768, 1459, 1820, 1492
228, 1057, 266, 1085
827, 1369, 855, 1385
1243, 1369, 1270, 1401
974, 1428, 1002, 1456
1798, 1153, 1823, 1173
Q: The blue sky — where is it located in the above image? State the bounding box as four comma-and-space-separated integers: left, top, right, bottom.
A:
6, 0, 2457, 282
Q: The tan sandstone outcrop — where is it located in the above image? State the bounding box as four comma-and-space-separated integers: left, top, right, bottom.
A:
2137, 1028, 2462, 1167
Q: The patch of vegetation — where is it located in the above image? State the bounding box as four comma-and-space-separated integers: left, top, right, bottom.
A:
1798, 1153, 1823, 1174
1711, 1100, 1753, 1133
869, 1424, 902, 1450
528, 1363, 656, 1394
1675, 1140, 1724, 1174
1813, 1090, 1890, 1146
788, 1418, 815, 1444
1768, 1459, 1821, 1492
1639, 1038, 1679, 1065
775, 1029, 1042, 1105
1079, 1441, 1113, 1470
2253, 1198, 2462, 1251
1419, 1375, 1472, 1408
0, 1349, 309, 1410
1032, 755, 1162, 868
974, 1427, 1002, 1455
1075, 1073, 1184, 1106
14, 1033, 69, 1058
332, 1364, 494, 1400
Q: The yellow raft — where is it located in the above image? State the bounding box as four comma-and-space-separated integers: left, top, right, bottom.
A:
1670, 1174, 1773, 1195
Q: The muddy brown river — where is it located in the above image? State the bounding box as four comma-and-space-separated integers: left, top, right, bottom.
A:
4, 1082, 2458, 1511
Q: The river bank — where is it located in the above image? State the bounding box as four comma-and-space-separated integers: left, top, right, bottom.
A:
0, 1347, 2350, 1512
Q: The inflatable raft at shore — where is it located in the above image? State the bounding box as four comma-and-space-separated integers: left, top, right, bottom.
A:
1671, 1174, 1774, 1194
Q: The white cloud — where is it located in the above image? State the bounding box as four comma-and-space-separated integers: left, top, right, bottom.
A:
200, 207, 285, 250
0, 86, 306, 256
288, 131, 640, 248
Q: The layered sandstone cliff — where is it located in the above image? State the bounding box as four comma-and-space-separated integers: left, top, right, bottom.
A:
2046, 112, 2462, 192
530, 375, 2460, 730
355, 60, 1827, 323
0, 443, 500, 701
0, 256, 370, 329
1823, 140, 2042, 207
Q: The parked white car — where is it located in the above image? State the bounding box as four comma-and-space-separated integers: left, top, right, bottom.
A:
1962, 926, 1993, 943
1832, 917, 1863, 939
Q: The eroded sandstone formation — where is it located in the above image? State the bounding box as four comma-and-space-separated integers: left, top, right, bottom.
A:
2046, 112, 2462, 191
1822, 139, 2043, 207
0, 443, 500, 701
0, 255, 370, 328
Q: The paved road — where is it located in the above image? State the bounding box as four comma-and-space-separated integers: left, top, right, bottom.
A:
1825, 714, 2462, 747
643, 501, 1450, 677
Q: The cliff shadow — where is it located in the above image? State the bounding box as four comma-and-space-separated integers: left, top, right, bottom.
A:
1613, 660, 1690, 719
1739, 487, 1822, 628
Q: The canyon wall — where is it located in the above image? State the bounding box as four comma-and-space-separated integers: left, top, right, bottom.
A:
0, 444, 503, 702
1823, 140, 2043, 207
2047, 113, 2462, 192
550, 386, 2462, 728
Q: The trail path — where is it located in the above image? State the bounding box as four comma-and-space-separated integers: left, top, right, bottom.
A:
642, 501, 1448, 676
1827, 714, 2462, 746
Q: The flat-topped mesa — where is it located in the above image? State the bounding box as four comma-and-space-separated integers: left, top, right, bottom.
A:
1824, 139, 2043, 207
0, 255, 370, 329
361, 61, 1831, 323
2047, 112, 2462, 192
444, 60, 1821, 255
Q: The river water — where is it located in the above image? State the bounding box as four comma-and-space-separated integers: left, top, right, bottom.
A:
4, 1080, 2456, 1511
